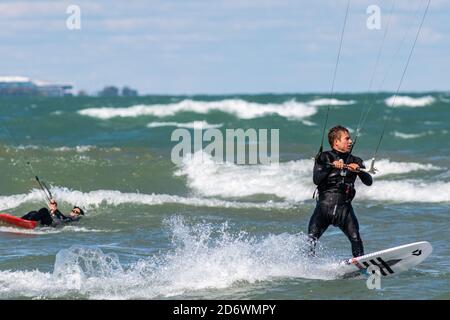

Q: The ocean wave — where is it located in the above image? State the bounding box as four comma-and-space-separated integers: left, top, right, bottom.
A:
392, 131, 429, 139
0, 188, 293, 212
301, 120, 317, 126
370, 159, 442, 177
175, 152, 446, 203
147, 121, 223, 129
175, 151, 313, 202
0, 217, 338, 299
54, 146, 97, 153
438, 95, 450, 103
306, 98, 355, 107
3, 145, 121, 153
385, 95, 435, 107
78, 99, 317, 121
358, 180, 450, 203
0, 225, 111, 235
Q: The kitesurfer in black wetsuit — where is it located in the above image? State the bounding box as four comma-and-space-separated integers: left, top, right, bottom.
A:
21, 199, 85, 227
308, 125, 373, 258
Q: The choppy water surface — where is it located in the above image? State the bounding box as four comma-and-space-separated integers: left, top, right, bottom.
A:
0, 93, 448, 299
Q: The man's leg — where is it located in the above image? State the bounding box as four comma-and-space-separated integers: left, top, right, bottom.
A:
21, 208, 52, 226
21, 211, 40, 221
340, 206, 364, 257
307, 204, 330, 257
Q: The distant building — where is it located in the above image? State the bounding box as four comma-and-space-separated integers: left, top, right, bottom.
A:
0, 76, 73, 97
33, 80, 73, 97
98, 86, 120, 97
122, 86, 138, 97
0, 76, 37, 96
98, 85, 139, 97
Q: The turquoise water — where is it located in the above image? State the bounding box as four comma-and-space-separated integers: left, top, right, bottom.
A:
0, 93, 448, 299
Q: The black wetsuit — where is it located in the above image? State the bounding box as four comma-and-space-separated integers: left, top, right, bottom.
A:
21, 208, 80, 227
308, 149, 373, 257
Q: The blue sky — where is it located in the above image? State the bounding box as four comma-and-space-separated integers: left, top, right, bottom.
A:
0, 0, 448, 94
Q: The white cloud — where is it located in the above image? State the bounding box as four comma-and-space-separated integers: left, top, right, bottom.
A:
100, 17, 195, 32
0, 0, 448, 93
0, 1, 62, 18
0, 1, 102, 18
418, 26, 445, 44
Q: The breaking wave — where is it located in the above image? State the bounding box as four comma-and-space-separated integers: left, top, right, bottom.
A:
78, 99, 317, 121
147, 121, 223, 129
0, 217, 338, 299
175, 151, 448, 203
385, 95, 435, 107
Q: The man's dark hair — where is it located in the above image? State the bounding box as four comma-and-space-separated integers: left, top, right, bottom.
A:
328, 125, 349, 147
73, 206, 85, 216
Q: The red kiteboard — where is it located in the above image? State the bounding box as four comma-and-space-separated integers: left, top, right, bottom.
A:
0, 213, 38, 229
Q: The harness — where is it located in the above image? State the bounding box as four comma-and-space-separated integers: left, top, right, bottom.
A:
312, 151, 356, 203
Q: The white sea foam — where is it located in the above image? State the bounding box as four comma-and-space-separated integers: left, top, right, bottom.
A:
0, 225, 109, 235
175, 152, 447, 203
301, 120, 317, 126
370, 159, 442, 177
424, 121, 440, 125
3, 145, 121, 153
54, 145, 96, 153
175, 151, 313, 202
439, 95, 450, 103
0, 188, 293, 212
6, 145, 41, 151
78, 99, 318, 121
0, 217, 338, 299
392, 131, 428, 139
0, 158, 444, 217
385, 95, 435, 107
358, 180, 450, 203
306, 98, 355, 107
147, 121, 223, 129
0, 191, 40, 211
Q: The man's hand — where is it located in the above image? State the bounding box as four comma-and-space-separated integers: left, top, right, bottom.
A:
347, 163, 360, 172
332, 160, 345, 169
332, 161, 360, 172
49, 200, 58, 213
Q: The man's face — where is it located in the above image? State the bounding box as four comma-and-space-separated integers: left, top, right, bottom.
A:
333, 131, 352, 153
70, 207, 81, 218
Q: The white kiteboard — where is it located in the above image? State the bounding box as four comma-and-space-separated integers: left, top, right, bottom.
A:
336, 241, 432, 279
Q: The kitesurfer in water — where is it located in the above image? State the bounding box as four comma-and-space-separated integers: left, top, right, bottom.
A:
21, 199, 84, 227
308, 125, 373, 258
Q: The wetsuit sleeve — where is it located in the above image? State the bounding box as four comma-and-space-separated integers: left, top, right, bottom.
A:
53, 209, 69, 221
313, 152, 333, 186
354, 157, 373, 186
358, 171, 372, 186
